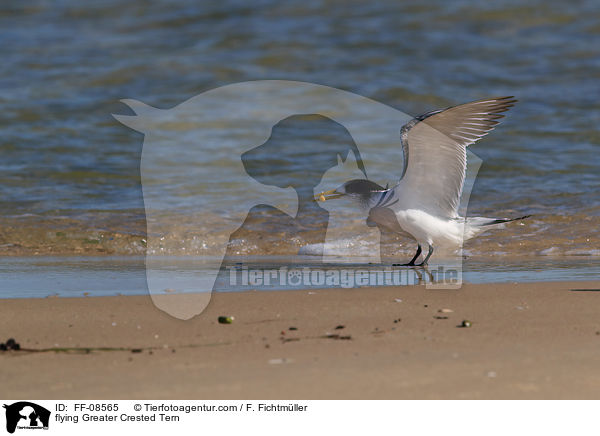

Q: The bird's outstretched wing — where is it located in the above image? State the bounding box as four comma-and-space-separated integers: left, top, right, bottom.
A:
395, 96, 516, 218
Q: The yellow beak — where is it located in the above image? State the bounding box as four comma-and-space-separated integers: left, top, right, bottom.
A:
315, 188, 344, 201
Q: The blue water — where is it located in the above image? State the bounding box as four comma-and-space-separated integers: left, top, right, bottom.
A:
1, 0, 599, 217
0, 0, 598, 293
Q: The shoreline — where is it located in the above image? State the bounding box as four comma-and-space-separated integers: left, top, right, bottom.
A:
1, 280, 599, 399
1, 256, 599, 299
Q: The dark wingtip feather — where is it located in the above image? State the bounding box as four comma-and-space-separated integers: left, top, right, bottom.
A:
482, 215, 532, 226
488, 96, 518, 111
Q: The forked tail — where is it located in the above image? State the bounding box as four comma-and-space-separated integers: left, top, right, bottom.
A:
468, 215, 532, 227
463, 215, 532, 240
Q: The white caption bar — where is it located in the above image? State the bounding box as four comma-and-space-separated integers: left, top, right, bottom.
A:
0, 400, 597, 435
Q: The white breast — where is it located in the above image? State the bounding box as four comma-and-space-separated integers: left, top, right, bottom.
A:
391, 209, 465, 247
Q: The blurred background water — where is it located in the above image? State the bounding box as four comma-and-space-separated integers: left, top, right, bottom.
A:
0, 0, 598, 265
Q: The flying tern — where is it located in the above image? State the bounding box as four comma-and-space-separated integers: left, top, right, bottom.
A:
316, 96, 530, 266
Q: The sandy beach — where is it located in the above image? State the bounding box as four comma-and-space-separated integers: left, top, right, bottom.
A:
1, 280, 599, 399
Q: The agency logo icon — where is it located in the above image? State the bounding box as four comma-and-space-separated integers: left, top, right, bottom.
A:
3, 402, 50, 433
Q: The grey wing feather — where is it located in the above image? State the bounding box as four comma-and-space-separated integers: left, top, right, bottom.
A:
397, 96, 516, 218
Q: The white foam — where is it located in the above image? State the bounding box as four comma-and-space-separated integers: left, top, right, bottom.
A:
539, 247, 560, 256
298, 237, 378, 257
565, 249, 600, 256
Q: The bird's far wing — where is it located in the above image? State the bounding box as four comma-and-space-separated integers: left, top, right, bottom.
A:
396, 96, 516, 218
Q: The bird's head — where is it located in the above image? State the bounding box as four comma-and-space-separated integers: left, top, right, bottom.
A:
315, 179, 386, 204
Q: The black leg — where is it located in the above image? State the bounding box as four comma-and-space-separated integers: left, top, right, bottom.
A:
416, 245, 434, 266
393, 244, 422, 266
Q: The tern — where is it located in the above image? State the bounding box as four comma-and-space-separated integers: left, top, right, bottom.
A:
316, 96, 530, 266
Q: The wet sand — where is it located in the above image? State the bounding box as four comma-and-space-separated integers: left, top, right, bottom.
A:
1, 281, 599, 399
